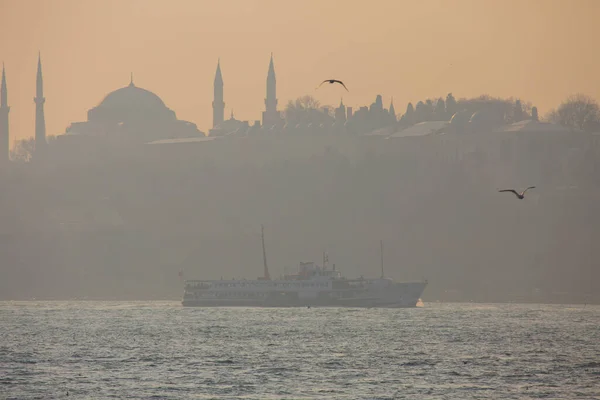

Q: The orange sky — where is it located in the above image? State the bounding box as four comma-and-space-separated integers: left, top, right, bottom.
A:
1, 0, 599, 144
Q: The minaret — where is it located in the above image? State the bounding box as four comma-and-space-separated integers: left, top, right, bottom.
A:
212, 59, 224, 128
0, 63, 9, 162
262, 53, 278, 127
34, 53, 46, 150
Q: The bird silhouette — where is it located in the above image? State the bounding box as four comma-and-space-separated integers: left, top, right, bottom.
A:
317, 79, 349, 91
498, 186, 536, 200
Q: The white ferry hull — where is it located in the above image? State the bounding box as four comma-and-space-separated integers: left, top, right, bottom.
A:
181, 302, 421, 308
182, 281, 427, 308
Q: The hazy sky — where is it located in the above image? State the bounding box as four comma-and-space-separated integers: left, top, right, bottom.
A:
1, 0, 599, 143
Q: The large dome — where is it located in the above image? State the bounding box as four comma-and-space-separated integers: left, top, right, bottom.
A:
87, 79, 177, 125
98, 81, 167, 110
65, 77, 205, 140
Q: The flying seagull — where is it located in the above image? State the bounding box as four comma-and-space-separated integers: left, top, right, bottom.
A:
498, 186, 536, 200
317, 79, 349, 91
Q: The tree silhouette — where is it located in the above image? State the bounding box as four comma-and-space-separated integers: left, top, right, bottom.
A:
434, 98, 446, 120
445, 93, 457, 116
547, 94, 600, 131
456, 94, 514, 124
514, 99, 523, 122
425, 99, 434, 121
404, 102, 415, 126
10, 138, 35, 163
285, 95, 320, 114
415, 101, 427, 123
285, 95, 333, 127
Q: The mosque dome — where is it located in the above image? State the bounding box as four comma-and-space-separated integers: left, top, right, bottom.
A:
98, 81, 167, 110
62, 73, 206, 141
87, 79, 176, 125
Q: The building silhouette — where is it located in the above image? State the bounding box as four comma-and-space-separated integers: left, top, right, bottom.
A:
212, 59, 224, 129
62, 75, 204, 142
0, 63, 9, 162
209, 108, 249, 137
262, 53, 282, 128
34, 53, 46, 152
335, 98, 346, 125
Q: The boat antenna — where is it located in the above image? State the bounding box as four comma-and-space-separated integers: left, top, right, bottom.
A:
380, 240, 384, 279
261, 225, 271, 280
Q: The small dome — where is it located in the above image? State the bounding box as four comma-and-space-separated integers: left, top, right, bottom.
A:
98, 82, 167, 110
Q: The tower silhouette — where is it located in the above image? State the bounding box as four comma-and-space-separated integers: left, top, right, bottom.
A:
34, 53, 46, 151
212, 59, 224, 128
262, 53, 279, 128
335, 98, 346, 124
0, 63, 9, 162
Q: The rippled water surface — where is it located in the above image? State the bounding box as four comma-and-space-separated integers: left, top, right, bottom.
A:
1, 302, 599, 399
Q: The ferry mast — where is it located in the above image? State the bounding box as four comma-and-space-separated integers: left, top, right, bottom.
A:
260, 225, 271, 280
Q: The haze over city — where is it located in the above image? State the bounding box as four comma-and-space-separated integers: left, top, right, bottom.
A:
1, 0, 600, 143
1, 0, 600, 305
2, 2, 600, 398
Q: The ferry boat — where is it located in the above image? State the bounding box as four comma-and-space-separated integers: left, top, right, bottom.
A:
181, 227, 428, 308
